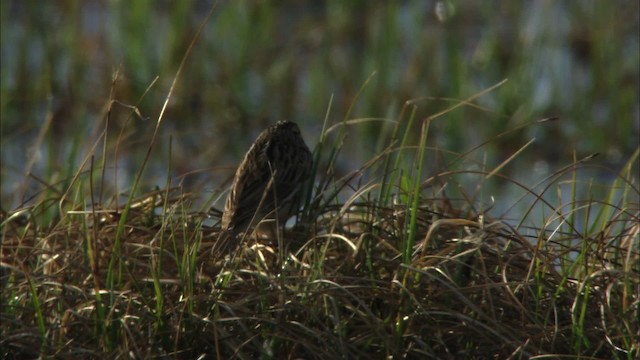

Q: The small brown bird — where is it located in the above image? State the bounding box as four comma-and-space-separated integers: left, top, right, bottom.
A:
215, 121, 312, 255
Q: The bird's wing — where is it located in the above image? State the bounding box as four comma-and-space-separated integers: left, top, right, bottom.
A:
224, 147, 275, 233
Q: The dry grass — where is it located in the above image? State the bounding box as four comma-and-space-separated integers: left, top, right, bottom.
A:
2, 149, 638, 359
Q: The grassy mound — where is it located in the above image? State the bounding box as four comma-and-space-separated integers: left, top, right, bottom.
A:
2, 112, 638, 358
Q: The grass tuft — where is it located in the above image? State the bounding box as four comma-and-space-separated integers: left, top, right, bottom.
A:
2, 91, 638, 358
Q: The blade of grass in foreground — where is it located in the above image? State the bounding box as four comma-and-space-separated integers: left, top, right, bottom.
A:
24, 271, 46, 345
87, 156, 108, 346
403, 113, 429, 265
151, 137, 172, 336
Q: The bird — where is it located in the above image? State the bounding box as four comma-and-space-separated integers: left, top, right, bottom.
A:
214, 120, 313, 256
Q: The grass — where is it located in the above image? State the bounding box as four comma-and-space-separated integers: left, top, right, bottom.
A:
1, 80, 638, 358
1, 1, 639, 359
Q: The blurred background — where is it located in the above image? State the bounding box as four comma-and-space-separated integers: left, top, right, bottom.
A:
1, 0, 638, 217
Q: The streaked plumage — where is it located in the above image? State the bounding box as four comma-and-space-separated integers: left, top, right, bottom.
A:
215, 121, 312, 255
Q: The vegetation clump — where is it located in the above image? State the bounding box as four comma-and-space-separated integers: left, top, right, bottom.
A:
2, 112, 638, 359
